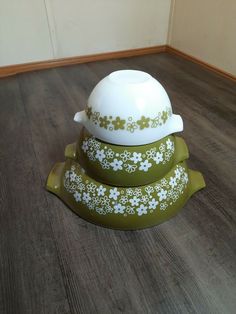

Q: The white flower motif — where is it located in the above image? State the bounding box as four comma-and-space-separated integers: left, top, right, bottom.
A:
165, 152, 172, 161
110, 159, 123, 171
120, 150, 131, 161
148, 198, 158, 209
74, 191, 81, 202
101, 196, 109, 206
87, 202, 94, 210
82, 192, 91, 203
172, 192, 179, 201
145, 186, 154, 195
169, 176, 177, 188
93, 141, 101, 150
126, 188, 133, 196
160, 202, 168, 211
97, 185, 106, 196
133, 188, 142, 197
88, 137, 96, 147
120, 196, 128, 204
158, 189, 167, 201
96, 207, 104, 214
87, 151, 96, 161
130, 152, 142, 164
154, 184, 161, 192
95, 149, 106, 162
70, 172, 77, 182
166, 138, 173, 150
126, 164, 137, 173
146, 148, 156, 159
78, 182, 85, 191
159, 143, 165, 152
87, 183, 96, 193
126, 206, 135, 214
93, 197, 100, 205
106, 149, 114, 159
160, 178, 168, 187
153, 152, 163, 164
174, 168, 181, 180
109, 187, 120, 200
82, 140, 89, 152
136, 204, 148, 216
114, 203, 125, 214
65, 171, 70, 179
101, 160, 110, 169
129, 196, 140, 206
139, 160, 152, 172
105, 205, 113, 213
141, 195, 149, 203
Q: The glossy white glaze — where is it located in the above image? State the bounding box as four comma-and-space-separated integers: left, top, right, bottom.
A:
74, 70, 183, 145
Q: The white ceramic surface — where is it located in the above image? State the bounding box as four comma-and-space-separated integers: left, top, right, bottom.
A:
74, 70, 183, 145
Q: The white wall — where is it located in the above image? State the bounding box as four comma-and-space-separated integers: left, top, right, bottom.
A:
0, 0, 53, 66
169, 0, 236, 76
0, 0, 171, 66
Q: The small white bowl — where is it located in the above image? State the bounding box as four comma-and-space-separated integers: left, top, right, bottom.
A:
74, 70, 183, 146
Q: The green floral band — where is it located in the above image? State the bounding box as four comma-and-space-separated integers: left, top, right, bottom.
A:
64, 163, 189, 216
81, 136, 175, 173
85, 106, 172, 132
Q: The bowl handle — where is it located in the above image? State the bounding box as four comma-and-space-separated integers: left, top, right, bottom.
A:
188, 169, 206, 197
173, 136, 189, 163
170, 114, 184, 134
65, 142, 77, 160
46, 162, 64, 196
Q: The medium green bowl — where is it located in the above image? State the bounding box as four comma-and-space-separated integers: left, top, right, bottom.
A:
46, 159, 205, 230
65, 128, 189, 187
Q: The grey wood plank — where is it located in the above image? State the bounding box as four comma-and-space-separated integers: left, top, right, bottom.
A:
0, 77, 70, 314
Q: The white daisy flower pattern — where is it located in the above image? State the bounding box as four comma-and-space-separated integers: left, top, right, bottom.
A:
95, 149, 106, 162
81, 137, 175, 173
166, 138, 173, 150
139, 160, 152, 172
97, 185, 106, 196
110, 159, 123, 171
114, 203, 125, 214
109, 188, 120, 200
158, 189, 167, 201
82, 141, 89, 152
148, 198, 158, 209
130, 152, 142, 164
64, 164, 189, 217
153, 152, 163, 164
82, 192, 91, 203
129, 196, 140, 206
74, 191, 81, 202
137, 204, 148, 216
169, 177, 177, 188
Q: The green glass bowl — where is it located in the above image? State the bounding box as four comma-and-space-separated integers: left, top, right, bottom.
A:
65, 128, 189, 187
46, 159, 205, 230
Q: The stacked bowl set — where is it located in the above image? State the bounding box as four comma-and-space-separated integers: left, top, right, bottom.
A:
46, 70, 205, 230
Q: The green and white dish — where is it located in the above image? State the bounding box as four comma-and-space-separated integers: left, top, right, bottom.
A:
65, 128, 189, 187
46, 159, 205, 230
74, 70, 183, 146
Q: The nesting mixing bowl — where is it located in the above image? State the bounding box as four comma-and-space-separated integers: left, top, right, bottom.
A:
65, 127, 189, 187
74, 70, 183, 146
46, 159, 205, 230
46, 69, 205, 230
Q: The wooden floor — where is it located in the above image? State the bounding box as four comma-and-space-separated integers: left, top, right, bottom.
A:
0, 53, 236, 314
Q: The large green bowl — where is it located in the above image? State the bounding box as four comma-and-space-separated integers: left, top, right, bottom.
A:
46, 159, 205, 230
65, 128, 189, 187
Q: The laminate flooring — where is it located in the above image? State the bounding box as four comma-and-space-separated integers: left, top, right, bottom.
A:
0, 53, 236, 313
